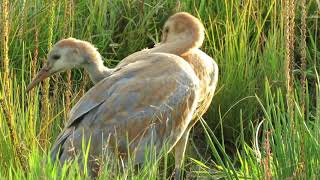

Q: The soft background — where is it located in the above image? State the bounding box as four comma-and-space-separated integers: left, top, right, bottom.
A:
0, 0, 319, 179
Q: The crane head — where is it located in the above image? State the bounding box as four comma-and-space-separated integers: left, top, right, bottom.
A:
161, 12, 205, 49
26, 38, 99, 92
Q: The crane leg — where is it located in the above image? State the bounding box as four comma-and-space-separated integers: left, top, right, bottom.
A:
174, 129, 190, 180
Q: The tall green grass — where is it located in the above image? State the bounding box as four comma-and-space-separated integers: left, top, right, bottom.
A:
0, 0, 319, 179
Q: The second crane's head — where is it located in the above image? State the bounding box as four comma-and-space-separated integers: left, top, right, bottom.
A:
26, 38, 103, 92
161, 12, 205, 49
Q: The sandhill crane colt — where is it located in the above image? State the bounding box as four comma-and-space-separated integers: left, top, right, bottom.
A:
27, 12, 218, 179
117, 12, 218, 171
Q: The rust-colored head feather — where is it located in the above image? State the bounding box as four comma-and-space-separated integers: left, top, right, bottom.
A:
55, 38, 102, 64
162, 12, 205, 49
26, 38, 110, 91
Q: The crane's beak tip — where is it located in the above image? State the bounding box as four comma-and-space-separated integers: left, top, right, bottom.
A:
26, 68, 51, 93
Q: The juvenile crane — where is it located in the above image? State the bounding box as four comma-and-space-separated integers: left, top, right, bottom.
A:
26, 12, 218, 179
117, 12, 218, 122
27, 40, 200, 178
160, 13, 219, 166
117, 12, 218, 171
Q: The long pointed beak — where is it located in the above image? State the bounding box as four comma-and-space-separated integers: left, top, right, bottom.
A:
26, 67, 52, 92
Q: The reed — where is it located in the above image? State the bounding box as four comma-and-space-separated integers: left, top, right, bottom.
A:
0, 0, 24, 170
39, 0, 56, 149
299, 0, 307, 177
1, 0, 10, 86
0, 0, 319, 179
28, 28, 39, 147
284, 0, 295, 128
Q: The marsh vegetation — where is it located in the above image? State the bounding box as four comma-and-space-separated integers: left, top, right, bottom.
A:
0, 0, 319, 179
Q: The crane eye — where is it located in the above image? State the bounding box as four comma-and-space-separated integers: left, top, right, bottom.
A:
52, 54, 60, 60
164, 27, 169, 33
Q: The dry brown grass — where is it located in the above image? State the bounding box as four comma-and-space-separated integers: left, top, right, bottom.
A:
2, 0, 10, 84
29, 28, 39, 147
300, 0, 307, 114
299, 0, 307, 177
39, 0, 57, 149
284, 0, 295, 125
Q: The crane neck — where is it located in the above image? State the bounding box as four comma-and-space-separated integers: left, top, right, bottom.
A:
83, 59, 112, 84
151, 37, 195, 55
150, 26, 204, 56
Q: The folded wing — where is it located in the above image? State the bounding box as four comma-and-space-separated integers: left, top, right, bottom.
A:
50, 53, 200, 167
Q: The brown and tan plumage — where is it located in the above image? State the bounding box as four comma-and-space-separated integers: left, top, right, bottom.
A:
26, 12, 218, 179
118, 12, 218, 120
27, 41, 200, 178
117, 12, 218, 173
160, 12, 219, 125
158, 13, 218, 177
160, 13, 219, 174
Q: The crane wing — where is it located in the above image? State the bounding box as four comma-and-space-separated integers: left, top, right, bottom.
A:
51, 53, 200, 164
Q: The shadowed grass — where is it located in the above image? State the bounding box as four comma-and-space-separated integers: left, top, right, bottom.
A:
0, 0, 319, 179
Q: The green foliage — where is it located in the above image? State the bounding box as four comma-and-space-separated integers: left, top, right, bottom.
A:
0, 0, 319, 179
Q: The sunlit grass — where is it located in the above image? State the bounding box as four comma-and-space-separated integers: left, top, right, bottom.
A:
0, 0, 319, 179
